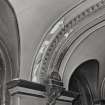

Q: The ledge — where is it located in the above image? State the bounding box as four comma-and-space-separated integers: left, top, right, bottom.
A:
7, 79, 79, 102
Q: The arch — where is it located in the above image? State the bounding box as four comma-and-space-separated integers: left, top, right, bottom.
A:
69, 59, 99, 99
0, 0, 20, 78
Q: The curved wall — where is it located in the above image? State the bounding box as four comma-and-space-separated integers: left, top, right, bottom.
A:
0, 0, 20, 78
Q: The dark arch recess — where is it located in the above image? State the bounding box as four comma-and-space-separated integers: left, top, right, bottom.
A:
69, 59, 99, 101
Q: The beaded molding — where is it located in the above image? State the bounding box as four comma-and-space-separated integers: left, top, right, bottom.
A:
32, 0, 105, 83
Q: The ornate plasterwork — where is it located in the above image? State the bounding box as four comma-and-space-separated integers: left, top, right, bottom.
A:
32, 0, 105, 84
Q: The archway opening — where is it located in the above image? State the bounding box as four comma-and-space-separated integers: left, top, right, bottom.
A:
69, 60, 99, 105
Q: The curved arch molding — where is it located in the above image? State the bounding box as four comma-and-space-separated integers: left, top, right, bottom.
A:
31, 0, 105, 85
